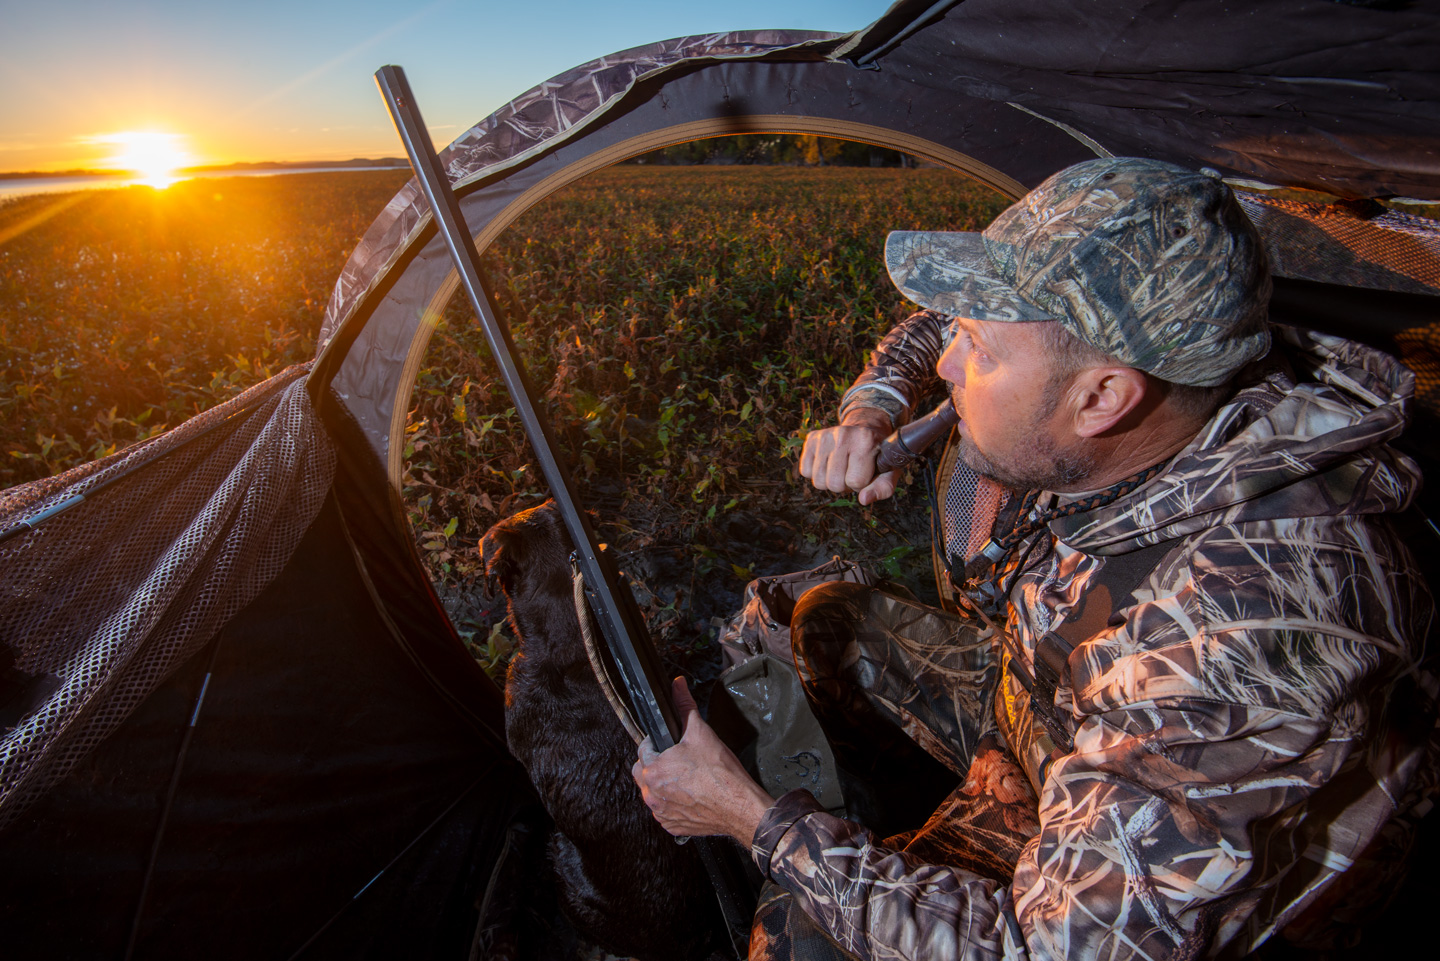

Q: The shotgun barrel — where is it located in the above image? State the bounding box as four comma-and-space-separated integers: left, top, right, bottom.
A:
374, 64, 756, 953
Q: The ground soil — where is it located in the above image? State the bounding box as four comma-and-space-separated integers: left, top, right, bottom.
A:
438, 465, 942, 691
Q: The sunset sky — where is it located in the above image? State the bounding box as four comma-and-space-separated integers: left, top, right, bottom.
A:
0, 0, 887, 174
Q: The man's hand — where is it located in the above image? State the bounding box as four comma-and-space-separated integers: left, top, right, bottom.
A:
799, 407, 899, 505
632, 677, 774, 846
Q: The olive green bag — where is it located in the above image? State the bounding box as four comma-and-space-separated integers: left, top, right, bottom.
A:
715, 558, 888, 813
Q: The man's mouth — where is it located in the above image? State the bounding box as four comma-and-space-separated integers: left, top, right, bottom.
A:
948, 390, 967, 434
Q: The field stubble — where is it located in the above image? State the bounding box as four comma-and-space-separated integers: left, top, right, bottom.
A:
0, 165, 1008, 680
409, 166, 1007, 676
0, 171, 411, 476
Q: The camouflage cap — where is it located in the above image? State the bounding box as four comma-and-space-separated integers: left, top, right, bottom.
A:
885, 157, 1272, 386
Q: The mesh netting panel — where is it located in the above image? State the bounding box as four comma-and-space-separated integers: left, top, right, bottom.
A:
1237, 195, 1440, 420
1238, 194, 1440, 296
0, 364, 335, 829
1395, 323, 1440, 419
941, 453, 1008, 572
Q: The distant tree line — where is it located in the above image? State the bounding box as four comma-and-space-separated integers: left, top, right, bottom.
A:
629, 135, 916, 167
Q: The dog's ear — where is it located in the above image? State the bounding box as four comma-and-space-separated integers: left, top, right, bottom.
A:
480, 525, 519, 597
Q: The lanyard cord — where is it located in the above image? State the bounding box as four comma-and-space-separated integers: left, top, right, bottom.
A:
961, 459, 1169, 585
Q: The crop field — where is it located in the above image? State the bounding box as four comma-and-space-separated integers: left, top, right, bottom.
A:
0, 171, 411, 479
0, 164, 1009, 672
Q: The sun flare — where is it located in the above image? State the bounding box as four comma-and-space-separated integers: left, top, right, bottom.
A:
103, 131, 192, 188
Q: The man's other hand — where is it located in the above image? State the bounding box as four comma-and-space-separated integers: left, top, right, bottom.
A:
799, 407, 898, 505
632, 677, 773, 845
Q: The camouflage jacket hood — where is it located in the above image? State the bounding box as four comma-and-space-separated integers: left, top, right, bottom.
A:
1050, 326, 1422, 555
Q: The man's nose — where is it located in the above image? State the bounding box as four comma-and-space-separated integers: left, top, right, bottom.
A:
936, 339, 964, 386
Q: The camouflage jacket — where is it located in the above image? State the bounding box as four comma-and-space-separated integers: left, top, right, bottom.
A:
755, 312, 1437, 960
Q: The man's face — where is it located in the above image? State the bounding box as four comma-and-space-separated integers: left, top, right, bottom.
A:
935, 318, 1096, 491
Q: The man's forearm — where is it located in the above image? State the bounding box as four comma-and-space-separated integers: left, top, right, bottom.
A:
752, 791, 1025, 961
838, 309, 951, 427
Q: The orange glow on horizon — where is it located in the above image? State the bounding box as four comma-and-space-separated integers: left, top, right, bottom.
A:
101, 131, 192, 188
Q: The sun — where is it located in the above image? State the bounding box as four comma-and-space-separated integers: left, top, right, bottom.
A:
104, 131, 192, 188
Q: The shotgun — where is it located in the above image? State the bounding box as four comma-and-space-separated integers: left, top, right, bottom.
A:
373, 65, 756, 952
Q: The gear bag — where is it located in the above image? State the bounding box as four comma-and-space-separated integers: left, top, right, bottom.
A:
715, 558, 899, 812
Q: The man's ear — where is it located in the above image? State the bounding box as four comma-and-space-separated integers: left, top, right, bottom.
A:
1068, 366, 1149, 438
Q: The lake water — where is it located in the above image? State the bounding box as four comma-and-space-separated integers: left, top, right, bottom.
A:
0, 166, 410, 202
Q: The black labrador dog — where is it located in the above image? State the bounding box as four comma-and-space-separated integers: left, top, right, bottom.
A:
481, 501, 721, 961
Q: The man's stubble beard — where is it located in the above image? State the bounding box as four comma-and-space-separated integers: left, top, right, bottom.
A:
950, 378, 1098, 492
955, 434, 1097, 492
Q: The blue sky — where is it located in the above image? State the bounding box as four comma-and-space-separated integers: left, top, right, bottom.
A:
0, 0, 890, 172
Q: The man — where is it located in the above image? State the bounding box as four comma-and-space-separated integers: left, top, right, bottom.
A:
632, 157, 1437, 959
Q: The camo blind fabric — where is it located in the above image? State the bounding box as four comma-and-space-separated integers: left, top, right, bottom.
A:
1237, 193, 1440, 426
315, 30, 837, 354
0, 366, 335, 829
1238, 193, 1440, 296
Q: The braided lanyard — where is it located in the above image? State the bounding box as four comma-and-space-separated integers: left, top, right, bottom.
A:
960, 460, 1169, 585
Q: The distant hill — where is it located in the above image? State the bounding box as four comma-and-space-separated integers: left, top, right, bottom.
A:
0, 169, 118, 181
628, 135, 922, 167
0, 159, 408, 180
182, 158, 408, 173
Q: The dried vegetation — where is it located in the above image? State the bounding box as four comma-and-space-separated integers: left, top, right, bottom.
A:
0, 171, 409, 480
408, 166, 1007, 672
0, 165, 1008, 675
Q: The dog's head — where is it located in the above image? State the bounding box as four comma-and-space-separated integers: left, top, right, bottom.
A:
479, 499, 574, 599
